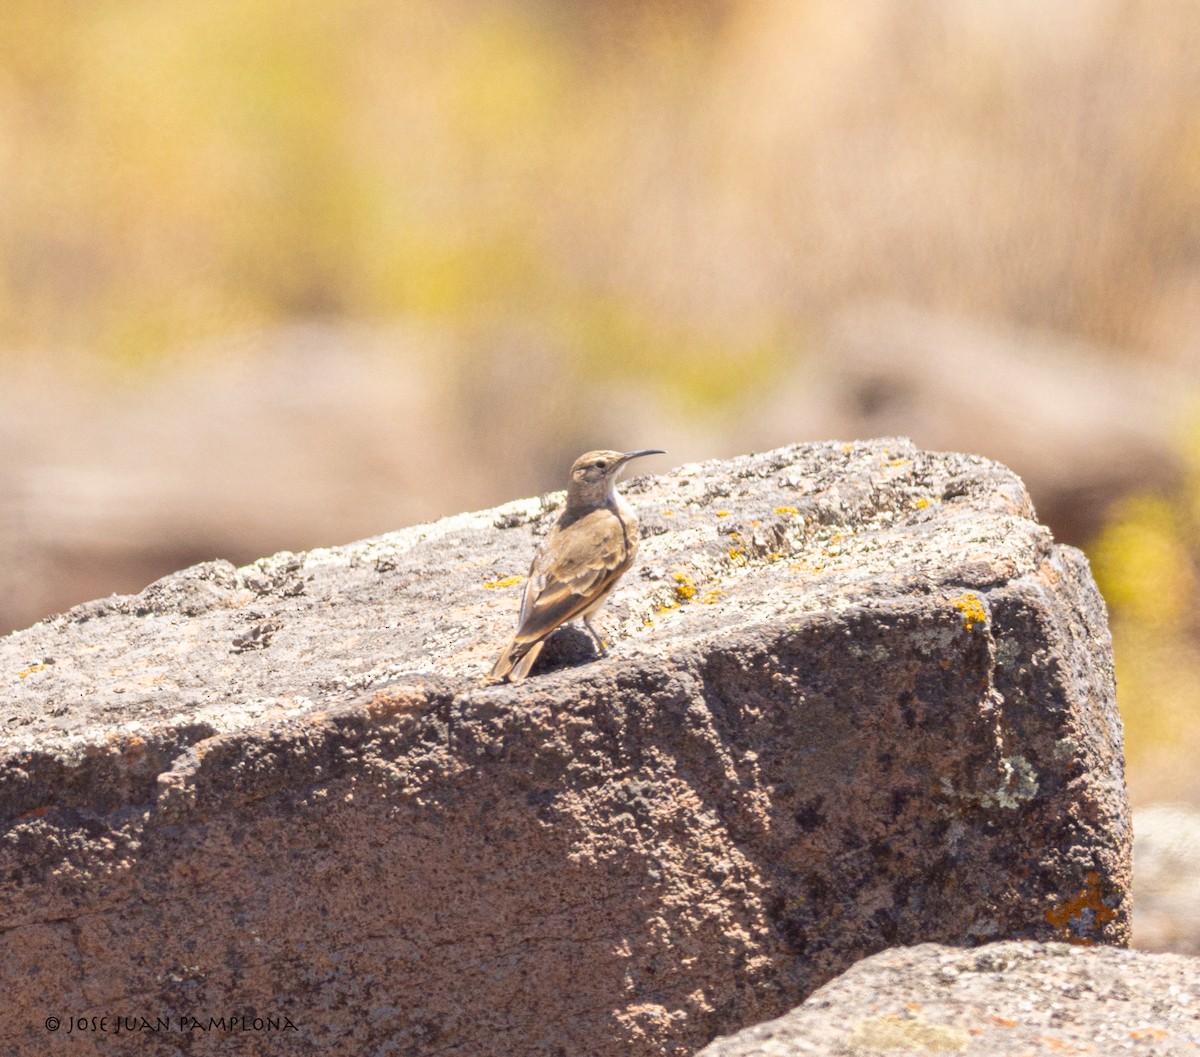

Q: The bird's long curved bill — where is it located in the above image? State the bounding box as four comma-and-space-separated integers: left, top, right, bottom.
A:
617, 449, 666, 466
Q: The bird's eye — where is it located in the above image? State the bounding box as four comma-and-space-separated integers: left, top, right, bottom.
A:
596, 461, 608, 470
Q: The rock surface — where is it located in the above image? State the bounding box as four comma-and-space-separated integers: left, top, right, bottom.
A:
0, 440, 1129, 1056
697, 941, 1200, 1056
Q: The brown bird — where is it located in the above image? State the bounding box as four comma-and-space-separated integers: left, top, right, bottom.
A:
491, 448, 665, 683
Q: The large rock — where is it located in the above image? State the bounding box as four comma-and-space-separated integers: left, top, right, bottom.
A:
0, 440, 1129, 1056
697, 941, 1200, 1056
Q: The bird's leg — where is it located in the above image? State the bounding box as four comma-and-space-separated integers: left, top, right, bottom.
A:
583, 614, 608, 656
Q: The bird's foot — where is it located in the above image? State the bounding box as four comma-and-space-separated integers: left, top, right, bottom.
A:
583, 617, 609, 656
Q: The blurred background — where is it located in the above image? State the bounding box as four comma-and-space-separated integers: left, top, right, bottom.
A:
2, 0, 1200, 906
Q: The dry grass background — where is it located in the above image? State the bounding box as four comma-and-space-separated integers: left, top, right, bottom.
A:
2, 0, 1200, 804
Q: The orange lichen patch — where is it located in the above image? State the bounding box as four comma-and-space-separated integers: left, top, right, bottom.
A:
17, 805, 52, 822
1131, 1029, 1168, 1041
989, 1016, 1018, 1028
775, 506, 798, 515
952, 593, 987, 630
17, 663, 47, 679
113, 734, 150, 760
363, 689, 428, 719
483, 575, 523, 589
1044, 871, 1119, 942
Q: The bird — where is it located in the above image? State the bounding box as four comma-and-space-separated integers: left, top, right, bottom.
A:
490, 448, 665, 683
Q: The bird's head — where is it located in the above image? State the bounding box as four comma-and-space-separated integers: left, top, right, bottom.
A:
566, 448, 665, 508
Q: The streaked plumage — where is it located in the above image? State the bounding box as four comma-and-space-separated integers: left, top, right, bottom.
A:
491, 448, 664, 683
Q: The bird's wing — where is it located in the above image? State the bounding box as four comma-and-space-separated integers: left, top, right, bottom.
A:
513, 509, 634, 647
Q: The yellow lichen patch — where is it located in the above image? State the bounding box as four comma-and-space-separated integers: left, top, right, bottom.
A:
790, 559, 825, 573
1044, 871, 1119, 943
715, 510, 730, 518
672, 572, 697, 602
848, 1012, 968, 1052
663, 510, 675, 517
17, 663, 47, 679
701, 589, 723, 604
775, 506, 798, 515
886, 457, 911, 468
952, 593, 987, 630
483, 575, 523, 589
914, 497, 931, 509
728, 547, 746, 563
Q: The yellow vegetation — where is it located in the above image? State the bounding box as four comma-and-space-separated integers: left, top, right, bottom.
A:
2, 0, 1198, 375
1090, 428, 1200, 802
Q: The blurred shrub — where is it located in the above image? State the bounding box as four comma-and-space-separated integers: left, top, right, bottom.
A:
4, 0, 1200, 396
0, 0, 782, 404
1091, 420, 1200, 802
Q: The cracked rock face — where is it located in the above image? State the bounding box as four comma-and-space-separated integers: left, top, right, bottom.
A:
0, 439, 1129, 1056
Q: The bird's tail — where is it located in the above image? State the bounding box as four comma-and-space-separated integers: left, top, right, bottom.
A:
490, 637, 545, 684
